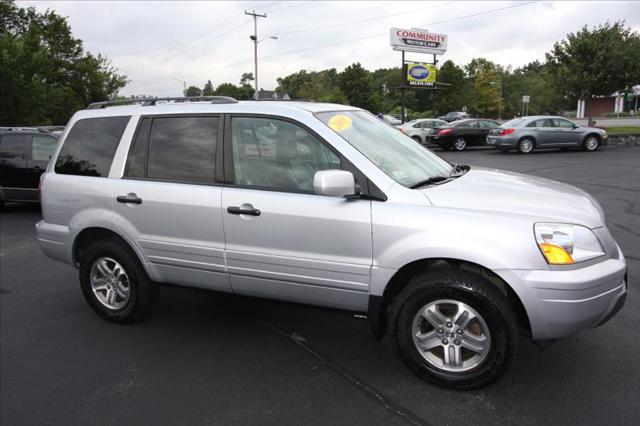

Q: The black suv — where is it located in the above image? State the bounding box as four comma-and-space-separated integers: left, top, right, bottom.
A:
0, 127, 60, 207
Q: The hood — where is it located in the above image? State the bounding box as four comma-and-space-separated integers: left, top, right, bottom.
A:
423, 167, 605, 228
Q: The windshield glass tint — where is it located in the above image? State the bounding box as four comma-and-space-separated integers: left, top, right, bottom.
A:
316, 111, 452, 187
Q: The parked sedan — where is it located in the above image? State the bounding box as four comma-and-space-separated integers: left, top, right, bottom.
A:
487, 116, 608, 154
432, 119, 501, 151
399, 118, 448, 144
438, 111, 470, 122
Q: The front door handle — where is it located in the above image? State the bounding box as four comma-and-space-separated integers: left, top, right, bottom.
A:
116, 193, 143, 204
227, 206, 261, 216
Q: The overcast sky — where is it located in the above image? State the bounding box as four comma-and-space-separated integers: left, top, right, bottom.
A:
18, 0, 640, 97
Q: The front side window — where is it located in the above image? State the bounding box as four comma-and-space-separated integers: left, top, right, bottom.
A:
553, 118, 575, 128
316, 110, 452, 187
55, 116, 130, 177
0, 134, 27, 159
31, 135, 58, 161
128, 116, 218, 184
231, 117, 341, 192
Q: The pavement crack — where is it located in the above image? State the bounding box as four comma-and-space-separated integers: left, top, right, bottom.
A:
258, 320, 430, 426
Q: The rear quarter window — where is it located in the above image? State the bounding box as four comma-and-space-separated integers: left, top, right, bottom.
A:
55, 116, 130, 177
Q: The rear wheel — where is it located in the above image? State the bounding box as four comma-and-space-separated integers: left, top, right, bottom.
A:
453, 138, 467, 151
79, 238, 158, 323
390, 269, 518, 390
412, 135, 422, 144
582, 135, 600, 152
517, 138, 535, 154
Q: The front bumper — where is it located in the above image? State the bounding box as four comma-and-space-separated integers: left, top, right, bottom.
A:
496, 256, 627, 340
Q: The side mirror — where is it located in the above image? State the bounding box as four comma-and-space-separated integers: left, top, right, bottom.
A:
313, 170, 356, 198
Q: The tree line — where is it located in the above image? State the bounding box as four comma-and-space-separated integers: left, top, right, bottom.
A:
1, 0, 638, 125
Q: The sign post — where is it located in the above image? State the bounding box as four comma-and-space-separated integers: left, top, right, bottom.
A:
390, 28, 447, 123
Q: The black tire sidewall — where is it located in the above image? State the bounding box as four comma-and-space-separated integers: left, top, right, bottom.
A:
393, 275, 516, 389
79, 240, 145, 322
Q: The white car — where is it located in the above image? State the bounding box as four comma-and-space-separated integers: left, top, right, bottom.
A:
400, 118, 448, 144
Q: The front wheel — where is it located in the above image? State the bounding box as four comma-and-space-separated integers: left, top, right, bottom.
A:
390, 270, 518, 390
582, 135, 600, 151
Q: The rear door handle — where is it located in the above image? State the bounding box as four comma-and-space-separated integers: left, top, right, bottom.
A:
116, 193, 142, 204
227, 206, 261, 216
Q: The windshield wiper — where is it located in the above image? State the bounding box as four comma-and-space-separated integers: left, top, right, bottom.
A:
409, 176, 450, 189
410, 164, 470, 189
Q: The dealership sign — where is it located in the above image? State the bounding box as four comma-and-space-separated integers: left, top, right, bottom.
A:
405, 63, 437, 86
390, 28, 447, 55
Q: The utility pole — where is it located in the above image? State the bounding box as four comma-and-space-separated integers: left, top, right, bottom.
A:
245, 10, 267, 100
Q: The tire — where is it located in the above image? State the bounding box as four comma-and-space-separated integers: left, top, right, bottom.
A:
453, 138, 467, 151
412, 135, 422, 144
390, 269, 518, 390
79, 238, 158, 323
582, 135, 600, 152
517, 138, 535, 154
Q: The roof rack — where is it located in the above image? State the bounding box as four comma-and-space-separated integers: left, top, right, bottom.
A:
86, 96, 239, 109
0, 126, 61, 134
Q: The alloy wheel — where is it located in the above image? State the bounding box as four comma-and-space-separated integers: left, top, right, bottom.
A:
454, 138, 466, 151
585, 136, 599, 151
519, 139, 534, 153
411, 299, 491, 372
90, 256, 131, 310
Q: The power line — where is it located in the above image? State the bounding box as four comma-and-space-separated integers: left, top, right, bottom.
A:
129, 1, 539, 92
268, 1, 456, 38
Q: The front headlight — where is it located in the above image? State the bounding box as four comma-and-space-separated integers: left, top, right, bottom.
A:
534, 223, 605, 265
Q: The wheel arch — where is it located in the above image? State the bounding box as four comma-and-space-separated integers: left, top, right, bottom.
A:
72, 227, 153, 279
369, 258, 531, 341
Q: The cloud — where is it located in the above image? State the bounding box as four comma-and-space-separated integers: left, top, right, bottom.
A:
18, 0, 640, 97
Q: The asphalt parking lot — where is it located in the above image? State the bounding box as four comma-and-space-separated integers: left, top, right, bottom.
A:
1, 145, 639, 426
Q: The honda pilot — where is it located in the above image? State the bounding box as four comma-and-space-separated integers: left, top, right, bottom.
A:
36, 97, 627, 389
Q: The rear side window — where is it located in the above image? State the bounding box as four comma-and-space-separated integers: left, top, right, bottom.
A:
0, 134, 27, 159
55, 116, 130, 177
126, 116, 218, 184
31, 135, 58, 161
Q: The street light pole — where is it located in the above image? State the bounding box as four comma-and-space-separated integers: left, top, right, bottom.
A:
245, 10, 267, 100
172, 78, 187, 96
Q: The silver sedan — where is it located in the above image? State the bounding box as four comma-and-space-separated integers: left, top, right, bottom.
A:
487, 116, 608, 154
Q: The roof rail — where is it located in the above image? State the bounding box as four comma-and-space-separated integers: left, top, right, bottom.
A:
86, 96, 239, 109
0, 126, 58, 133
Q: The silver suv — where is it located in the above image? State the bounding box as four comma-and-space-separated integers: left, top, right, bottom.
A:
36, 97, 627, 390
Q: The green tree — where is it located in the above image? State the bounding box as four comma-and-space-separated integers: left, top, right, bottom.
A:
240, 72, 254, 86
339, 63, 380, 112
546, 21, 640, 121
0, 0, 126, 125
185, 85, 202, 97
202, 79, 214, 96
429, 60, 469, 116
465, 58, 503, 117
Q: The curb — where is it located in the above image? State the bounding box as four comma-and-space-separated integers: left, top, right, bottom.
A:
607, 134, 640, 146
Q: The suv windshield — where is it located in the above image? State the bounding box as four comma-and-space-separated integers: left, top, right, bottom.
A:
316, 110, 452, 187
